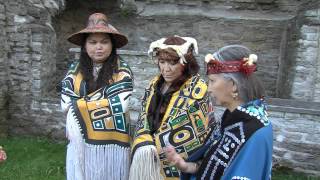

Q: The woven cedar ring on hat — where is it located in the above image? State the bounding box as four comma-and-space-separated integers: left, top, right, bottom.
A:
67, 13, 128, 48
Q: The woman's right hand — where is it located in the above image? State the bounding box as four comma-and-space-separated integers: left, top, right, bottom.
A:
165, 146, 199, 173
164, 146, 187, 170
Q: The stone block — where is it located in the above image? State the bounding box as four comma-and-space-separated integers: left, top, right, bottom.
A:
284, 112, 300, 119
31, 90, 41, 97
20, 82, 30, 90
15, 41, 29, 47
6, 4, 23, 13
32, 69, 40, 78
282, 151, 294, 161
0, 4, 4, 12
300, 114, 320, 122
285, 132, 304, 141
31, 61, 41, 68
299, 39, 318, 48
275, 134, 286, 142
255, 0, 274, 3
301, 25, 319, 34
32, 53, 42, 61
305, 9, 318, 17
0, 14, 5, 21
31, 41, 42, 47
31, 34, 43, 42
14, 15, 28, 23
0, 126, 8, 138
11, 74, 29, 83
305, 132, 320, 144
304, 33, 319, 41
268, 111, 285, 118
182, 0, 199, 6
6, 26, 17, 33
232, 0, 254, 2
273, 146, 287, 157
14, 53, 30, 61
10, 34, 30, 42
32, 79, 41, 89
31, 44, 42, 52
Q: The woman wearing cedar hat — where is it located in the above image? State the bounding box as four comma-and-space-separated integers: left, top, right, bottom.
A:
60, 13, 133, 180
165, 45, 273, 180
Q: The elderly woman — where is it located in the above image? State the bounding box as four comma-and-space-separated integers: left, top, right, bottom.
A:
60, 13, 133, 180
166, 45, 273, 180
129, 36, 212, 180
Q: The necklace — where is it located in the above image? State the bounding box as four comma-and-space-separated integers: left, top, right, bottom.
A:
93, 63, 103, 81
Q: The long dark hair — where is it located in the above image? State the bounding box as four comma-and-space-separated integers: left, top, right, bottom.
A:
79, 33, 118, 94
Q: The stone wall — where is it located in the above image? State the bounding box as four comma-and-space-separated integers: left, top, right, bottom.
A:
0, 1, 8, 137
268, 99, 320, 175
53, 0, 320, 101
2, 0, 65, 136
287, 8, 320, 102
277, 4, 320, 101
132, 0, 311, 12
54, 0, 296, 98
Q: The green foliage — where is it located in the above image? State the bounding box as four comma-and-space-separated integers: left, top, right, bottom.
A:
0, 137, 319, 180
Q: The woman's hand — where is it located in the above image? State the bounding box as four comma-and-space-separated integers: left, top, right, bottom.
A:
164, 146, 199, 173
164, 146, 189, 171
0, 146, 7, 162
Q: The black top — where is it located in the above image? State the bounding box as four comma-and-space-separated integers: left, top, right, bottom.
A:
147, 76, 186, 134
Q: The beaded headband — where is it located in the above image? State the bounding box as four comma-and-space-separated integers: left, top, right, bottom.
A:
205, 53, 258, 76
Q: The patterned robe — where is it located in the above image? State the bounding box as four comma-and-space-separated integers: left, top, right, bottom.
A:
182, 99, 273, 180
131, 75, 211, 180
61, 58, 133, 180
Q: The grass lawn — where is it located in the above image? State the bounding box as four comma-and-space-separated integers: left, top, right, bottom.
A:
0, 137, 319, 180
0, 137, 66, 180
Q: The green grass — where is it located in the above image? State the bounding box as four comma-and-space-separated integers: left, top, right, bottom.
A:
273, 166, 320, 180
0, 137, 66, 180
0, 137, 319, 180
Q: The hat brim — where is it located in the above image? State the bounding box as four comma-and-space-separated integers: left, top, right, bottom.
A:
67, 28, 128, 48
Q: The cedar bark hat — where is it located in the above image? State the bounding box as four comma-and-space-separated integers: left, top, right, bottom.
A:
67, 13, 128, 48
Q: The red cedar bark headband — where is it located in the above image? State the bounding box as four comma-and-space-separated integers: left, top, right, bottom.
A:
205, 54, 258, 76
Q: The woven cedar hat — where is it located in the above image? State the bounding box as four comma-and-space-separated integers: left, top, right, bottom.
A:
67, 13, 128, 48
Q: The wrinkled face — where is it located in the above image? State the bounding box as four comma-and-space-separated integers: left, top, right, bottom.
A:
158, 58, 184, 84
85, 33, 112, 63
207, 74, 235, 107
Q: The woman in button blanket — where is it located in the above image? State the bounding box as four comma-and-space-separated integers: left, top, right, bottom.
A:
129, 35, 212, 180
60, 13, 133, 180
166, 45, 273, 180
